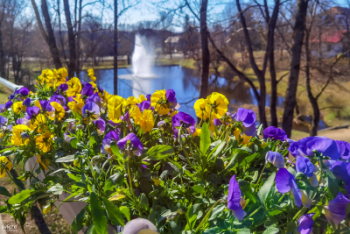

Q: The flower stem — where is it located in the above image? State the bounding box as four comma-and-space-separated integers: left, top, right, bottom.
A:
194, 199, 223, 233
127, 150, 135, 199
256, 165, 266, 185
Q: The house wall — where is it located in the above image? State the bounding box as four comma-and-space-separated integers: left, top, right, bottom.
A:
311, 42, 343, 58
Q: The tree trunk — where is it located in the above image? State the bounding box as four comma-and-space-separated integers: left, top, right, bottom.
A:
63, 0, 76, 78
305, 30, 319, 136
76, 0, 82, 77
113, 0, 118, 95
0, 22, 5, 77
39, 0, 62, 69
199, 0, 210, 99
268, 0, 280, 127
282, 0, 309, 137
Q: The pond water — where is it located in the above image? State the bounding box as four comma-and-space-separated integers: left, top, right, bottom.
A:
80, 66, 326, 129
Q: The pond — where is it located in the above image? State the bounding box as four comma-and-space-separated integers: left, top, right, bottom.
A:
81, 65, 326, 130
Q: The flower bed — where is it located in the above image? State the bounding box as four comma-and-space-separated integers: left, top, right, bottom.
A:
0, 68, 349, 233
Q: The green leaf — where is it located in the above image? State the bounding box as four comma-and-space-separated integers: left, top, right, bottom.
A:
70, 138, 78, 149
47, 183, 64, 195
89, 135, 97, 147
102, 197, 125, 226
200, 122, 211, 155
120, 206, 130, 221
262, 226, 279, 234
8, 189, 34, 205
258, 172, 276, 204
238, 180, 257, 203
237, 228, 251, 234
139, 193, 149, 208
203, 228, 220, 234
104, 179, 115, 193
0, 186, 11, 197
146, 145, 174, 160
71, 207, 85, 233
208, 204, 225, 221
56, 154, 75, 163
110, 142, 122, 158
109, 172, 124, 185
211, 141, 226, 160
192, 185, 205, 194
326, 169, 339, 199
90, 192, 108, 234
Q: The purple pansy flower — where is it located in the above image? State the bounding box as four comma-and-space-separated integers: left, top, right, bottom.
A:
57, 83, 68, 92
263, 126, 287, 141
300, 137, 340, 160
336, 140, 350, 161
288, 142, 299, 156
232, 108, 257, 136
139, 101, 151, 111
121, 111, 130, 123
39, 100, 54, 112
50, 95, 66, 106
26, 106, 40, 119
16, 117, 29, 125
227, 175, 246, 220
276, 168, 302, 207
213, 118, 222, 126
23, 98, 31, 107
330, 161, 350, 193
18, 87, 29, 96
172, 112, 195, 137
266, 151, 285, 168
93, 118, 106, 135
166, 89, 177, 108
0, 104, 5, 113
81, 83, 94, 97
296, 156, 315, 178
86, 92, 101, 106
297, 213, 314, 234
117, 133, 143, 156
82, 102, 100, 120
5, 101, 12, 109
64, 133, 72, 143
157, 120, 166, 128
0, 116, 8, 129
146, 94, 151, 102
324, 192, 350, 226
101, 130, 120, 155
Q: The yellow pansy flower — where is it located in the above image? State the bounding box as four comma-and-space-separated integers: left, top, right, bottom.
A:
11, 125, 30, 146
87, 69, 96, 82
129, 105, 142, 121
68, 94, 85, 114
151, 90, 170, 115
38, 69, 54, 85
73, 159, 80, 167
126, 96, 139, 107
0, 156, 12, 178
103, 90, 113, 102
53, 67, 67, 88
66, 77, 82, 97
170, 110, 178, 117
35, 131, 53, 153
49, 102, 65, 121
108, 193, 126, 201
138, 110, 154, 133
90, 81, 99, 92
138, 94, 147, 102
108, 95, 126, 121
205, 92, 229, 119
192, 128, 201, 137
29, 114, 47, 132
153, 177, 161, 186
36, 155, 50, 170
194, 98, 209, 120
13, 101, 26, 114
234, 128, 252, 145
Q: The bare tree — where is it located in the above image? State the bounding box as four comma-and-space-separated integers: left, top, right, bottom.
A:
199, 0, 210, 99
282, 0, 309, 137
63, 0, 76, 77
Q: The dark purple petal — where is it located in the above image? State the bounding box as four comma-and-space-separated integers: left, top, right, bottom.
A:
291, 177, 302, 207
117, 133, 143, 156
172, 112, 195, 137
266, 151, 285, 168
81, 83, 94, 97
336, 140, 350, 160
276, 168, 301, 207
289, 142, 299, 156
50, 95, 66, 106
325, 192, 350, 226
244, 124, 256, 136
0, 116, 7, 128
23, 98, 31, 107
298, 213, 314, 234
39, 100, 54, 112
330, 161, 350, 183
139, 101, 151, 111
146, 94, 151, 101
86, 92, 101, 105
306, 137, 340, 160
166, 89, 176, 103
0, 104, 5, 113
296, 156, 315, 177
57, 83, 68, 92
26, 106, 40, 118
5, 101, 13, 109
227, 175, 246, 220
82, 102, 100, 118
67, 97, 74, 102
18, 87, 29, 96
94, 118, 106, 133
213, 119, 222, 126
263, 126, 287, 141
233, 108, 256, 128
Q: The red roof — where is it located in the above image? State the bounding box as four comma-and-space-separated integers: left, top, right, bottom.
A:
311, 30, 346, 43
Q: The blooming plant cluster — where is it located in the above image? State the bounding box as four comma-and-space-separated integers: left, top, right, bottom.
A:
0, 68, 349, 234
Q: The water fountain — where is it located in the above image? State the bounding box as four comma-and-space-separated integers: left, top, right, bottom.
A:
119, 34, 158, 79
